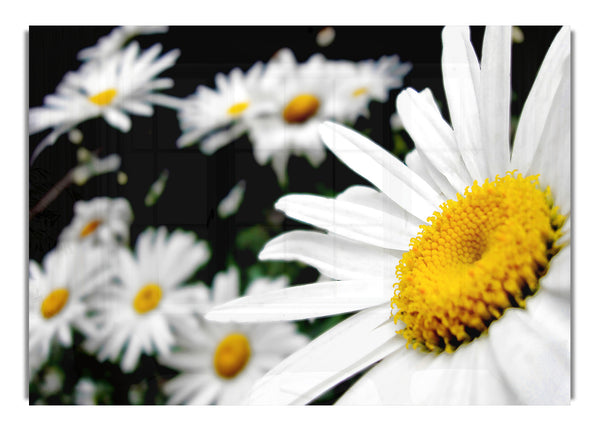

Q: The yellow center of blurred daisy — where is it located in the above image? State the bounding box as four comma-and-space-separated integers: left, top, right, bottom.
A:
88, 88, 118, 106
283, 94, 320, 124
41, 288, 70, 319
213, 333, 251, 379
79, 219, 102, 238
391, 172, 565, 353
352, 87, 368, 97
133, 283, 163, 314
227, 101, 250, 116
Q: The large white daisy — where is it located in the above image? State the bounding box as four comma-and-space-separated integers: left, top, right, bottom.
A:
58, 197, 133, 247
83, 227, 211, 373
29, 244, 114, 375
158, 266, 308, 405
29, 40, 180, 162
206, 26, 571, 405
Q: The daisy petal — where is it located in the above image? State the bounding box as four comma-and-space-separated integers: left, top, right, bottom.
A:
205, 280, 392, 323
275, 193, 418, 250
259, 230, 402, 280
540, 245, 570, 298
247, 305, 400, 405
103, 108, 131, 132
319, 122, 442, 221
441, 26, 488, 182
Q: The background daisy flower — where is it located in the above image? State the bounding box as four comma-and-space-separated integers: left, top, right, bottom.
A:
83, 227, 211, 373
29, 245, 115, 373
77, 26, 169, 62
159, 266, 309, 405
29, 40, 181, 162
58, 197, 133, 247
206, 26, 571, 405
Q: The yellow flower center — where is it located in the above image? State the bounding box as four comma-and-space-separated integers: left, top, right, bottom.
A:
227, 101, 250, 116
352, 87, 369, 97
41, 288, 70, 319
79, 219, 102, 238
391, 172, 565, 353
213, 333, 251, 379
133, 283, 163, 314
282, 94, 320, 124
88, 88, 118, 106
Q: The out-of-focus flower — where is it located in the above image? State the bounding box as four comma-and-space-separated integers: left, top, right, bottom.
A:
176, 63, 267, 153
29, 245, 114, 372
144, 169, 169, 207
217, 180, 246, 218
74, 378, 97, 405
83, 227, 211, 373
72, 152, 122, 186
159, 267, 308, 405
58, 197, 133, 247
206, 26, 571, 405
29, 41, 180, 162
78, 26, 169, 61
316, 27, 336, 47
331, 56, 412, 123
39, 367, 63, 396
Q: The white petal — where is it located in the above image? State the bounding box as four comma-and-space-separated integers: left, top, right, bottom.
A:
247, 305, 400, 405
396, 88, 471, 193
479, 26, 512, 176
525, 56, 571, 214
275, 194, 418, 250
442, 26, 488, 182
259, 230, 401, 281
511, 27, 570, 174
488, 304, 570, 404
205, 280, 391, 323
319, 122, 442, 222
212, 266, 240, 305
540, 245, 571, 298
103, 108, 131, 132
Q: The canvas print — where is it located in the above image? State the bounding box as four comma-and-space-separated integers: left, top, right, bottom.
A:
28, 26, 570, 405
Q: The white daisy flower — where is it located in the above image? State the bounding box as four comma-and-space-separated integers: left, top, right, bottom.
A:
29, 245, 114, 372
206, 26, 571, 405
83, 227, 211, 373
331, 56, 412, 123
29, 41, 180, 162
58, 197, 133, 247
245, 49, 339, 185
176, 63, 267, 153
159, 267, 309, 405
77, 26, 169, 61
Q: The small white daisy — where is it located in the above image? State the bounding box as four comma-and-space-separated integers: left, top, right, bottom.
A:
331, 56, 412, 123
77, 26, 169, 61
83, 227, 211, 373
29, 244, 114, 372
207, 26, 571, 405
29, 40, 180, 162
159, 266, 309, 405
176, 62, 267, 153
58, 197, 133, 247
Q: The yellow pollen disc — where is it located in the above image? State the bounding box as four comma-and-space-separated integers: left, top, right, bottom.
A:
227, 101, 250, 116
282, 94, 320, 124
88, 88, 118, 106
79, 219, 102, 238
391, 172, 566, 353
41, 288, 70, 319
213, 333, 251, 379
352, 87, 368, 97
133, 283, 163, 314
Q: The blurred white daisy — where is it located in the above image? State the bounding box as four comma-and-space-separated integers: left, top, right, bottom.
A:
59, 197, 133, 247
331, 56, 412, 123
29, 41, 180, 162
206, 26, 571, 405
29, 245, 114, 372
77, 26, 169, 61
74, 378, 98, 405
176, 63, 267, 153
83, 227, 211, 373
159, 267, 308, 405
